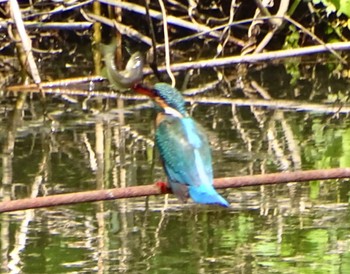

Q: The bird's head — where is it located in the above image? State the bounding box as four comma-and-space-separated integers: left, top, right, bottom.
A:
133, 82, 187, 117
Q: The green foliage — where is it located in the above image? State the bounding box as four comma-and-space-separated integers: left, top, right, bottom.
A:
311, 0, 350, 42
283, 25, 301, 49
313, 0, 350, 17
303, 118, 345, 169
339, 128, 350, 167
283, 25, 301, 85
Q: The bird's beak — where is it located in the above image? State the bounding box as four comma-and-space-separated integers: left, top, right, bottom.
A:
133, 83, 157, 98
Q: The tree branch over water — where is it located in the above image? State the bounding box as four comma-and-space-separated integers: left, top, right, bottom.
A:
1, 168, 350, 212
9, 0, 41, 85
6, 82, 350, 114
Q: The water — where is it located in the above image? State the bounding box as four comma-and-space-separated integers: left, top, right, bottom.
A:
1, 62, 350, 273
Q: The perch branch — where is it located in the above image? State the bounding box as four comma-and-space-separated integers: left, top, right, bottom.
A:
1, 168, 350, 212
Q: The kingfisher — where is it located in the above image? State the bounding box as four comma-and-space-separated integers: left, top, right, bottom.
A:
133, 82, 229, 207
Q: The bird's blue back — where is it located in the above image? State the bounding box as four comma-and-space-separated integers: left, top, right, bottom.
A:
155, 114, 229, 207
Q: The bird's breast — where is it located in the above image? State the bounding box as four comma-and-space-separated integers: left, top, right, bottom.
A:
156, 112, 166, 127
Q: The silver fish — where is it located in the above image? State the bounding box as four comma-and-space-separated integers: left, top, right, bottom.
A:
102, 42, 144, 91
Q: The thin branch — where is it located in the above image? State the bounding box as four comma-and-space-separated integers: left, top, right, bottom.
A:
9, 0, 41, 84
145, 0, 162, 81
83, 11, 152, 45
35, 40, 346, 75
253, 0, 289, 53
215, 0, 237, 56
157, 0, 176, 86
98, 0, 244, 46
284, 15, 346, 64
1, 168, 350, 212
0, 21, 93, 30
6, 84, 350, 114
190, 96, 350, 114
22, 0, 94, 20
153, 41, 350, 72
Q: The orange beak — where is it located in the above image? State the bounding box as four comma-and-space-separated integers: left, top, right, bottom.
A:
133, 83, 157, 98
132, 83, 169, 109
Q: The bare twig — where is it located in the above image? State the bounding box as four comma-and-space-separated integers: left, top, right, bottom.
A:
22, 0, 94, 20
98, 0, 244, 46
154, 41, 350, 71
253, 0, 289, 53
9, 0, 41, 84
190, 96, 350, 114
0, 21, 93, 30
157, 0, 176, 86
83, 11, 152, 45
1, 168, 350, 212
216, 0, 237, 56
145, 0, 162, 80
6, 84, 350, 114
284, 15, 346, 64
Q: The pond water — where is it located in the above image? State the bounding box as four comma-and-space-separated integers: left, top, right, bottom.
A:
1, 60, 350, 273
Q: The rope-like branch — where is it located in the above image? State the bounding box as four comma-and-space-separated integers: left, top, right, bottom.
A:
1, 168, 350, 212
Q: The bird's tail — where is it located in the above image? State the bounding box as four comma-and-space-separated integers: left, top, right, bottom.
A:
189, 184, 229, 207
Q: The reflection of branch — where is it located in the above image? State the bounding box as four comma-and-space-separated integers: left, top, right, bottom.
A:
267, 113, 291, 170
8, 155, 47, 272
2, 167, 350, 212
279, 113, 302, 169
231, 105, 253, 151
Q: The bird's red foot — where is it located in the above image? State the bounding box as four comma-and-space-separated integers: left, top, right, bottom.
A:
155, 181, 170, 193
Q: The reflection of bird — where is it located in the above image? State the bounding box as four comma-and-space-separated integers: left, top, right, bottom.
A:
134, 83, 229, 207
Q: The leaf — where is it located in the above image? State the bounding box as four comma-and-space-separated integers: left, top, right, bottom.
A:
338, 0, 350, 17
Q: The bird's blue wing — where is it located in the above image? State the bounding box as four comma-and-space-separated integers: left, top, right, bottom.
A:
156, 115, 229, 207
155, 116, 229, 206
155, 116, 213, 188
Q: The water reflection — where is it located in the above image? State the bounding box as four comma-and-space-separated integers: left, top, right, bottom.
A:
2, 64, 350, 273
2, 198, 350, 273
